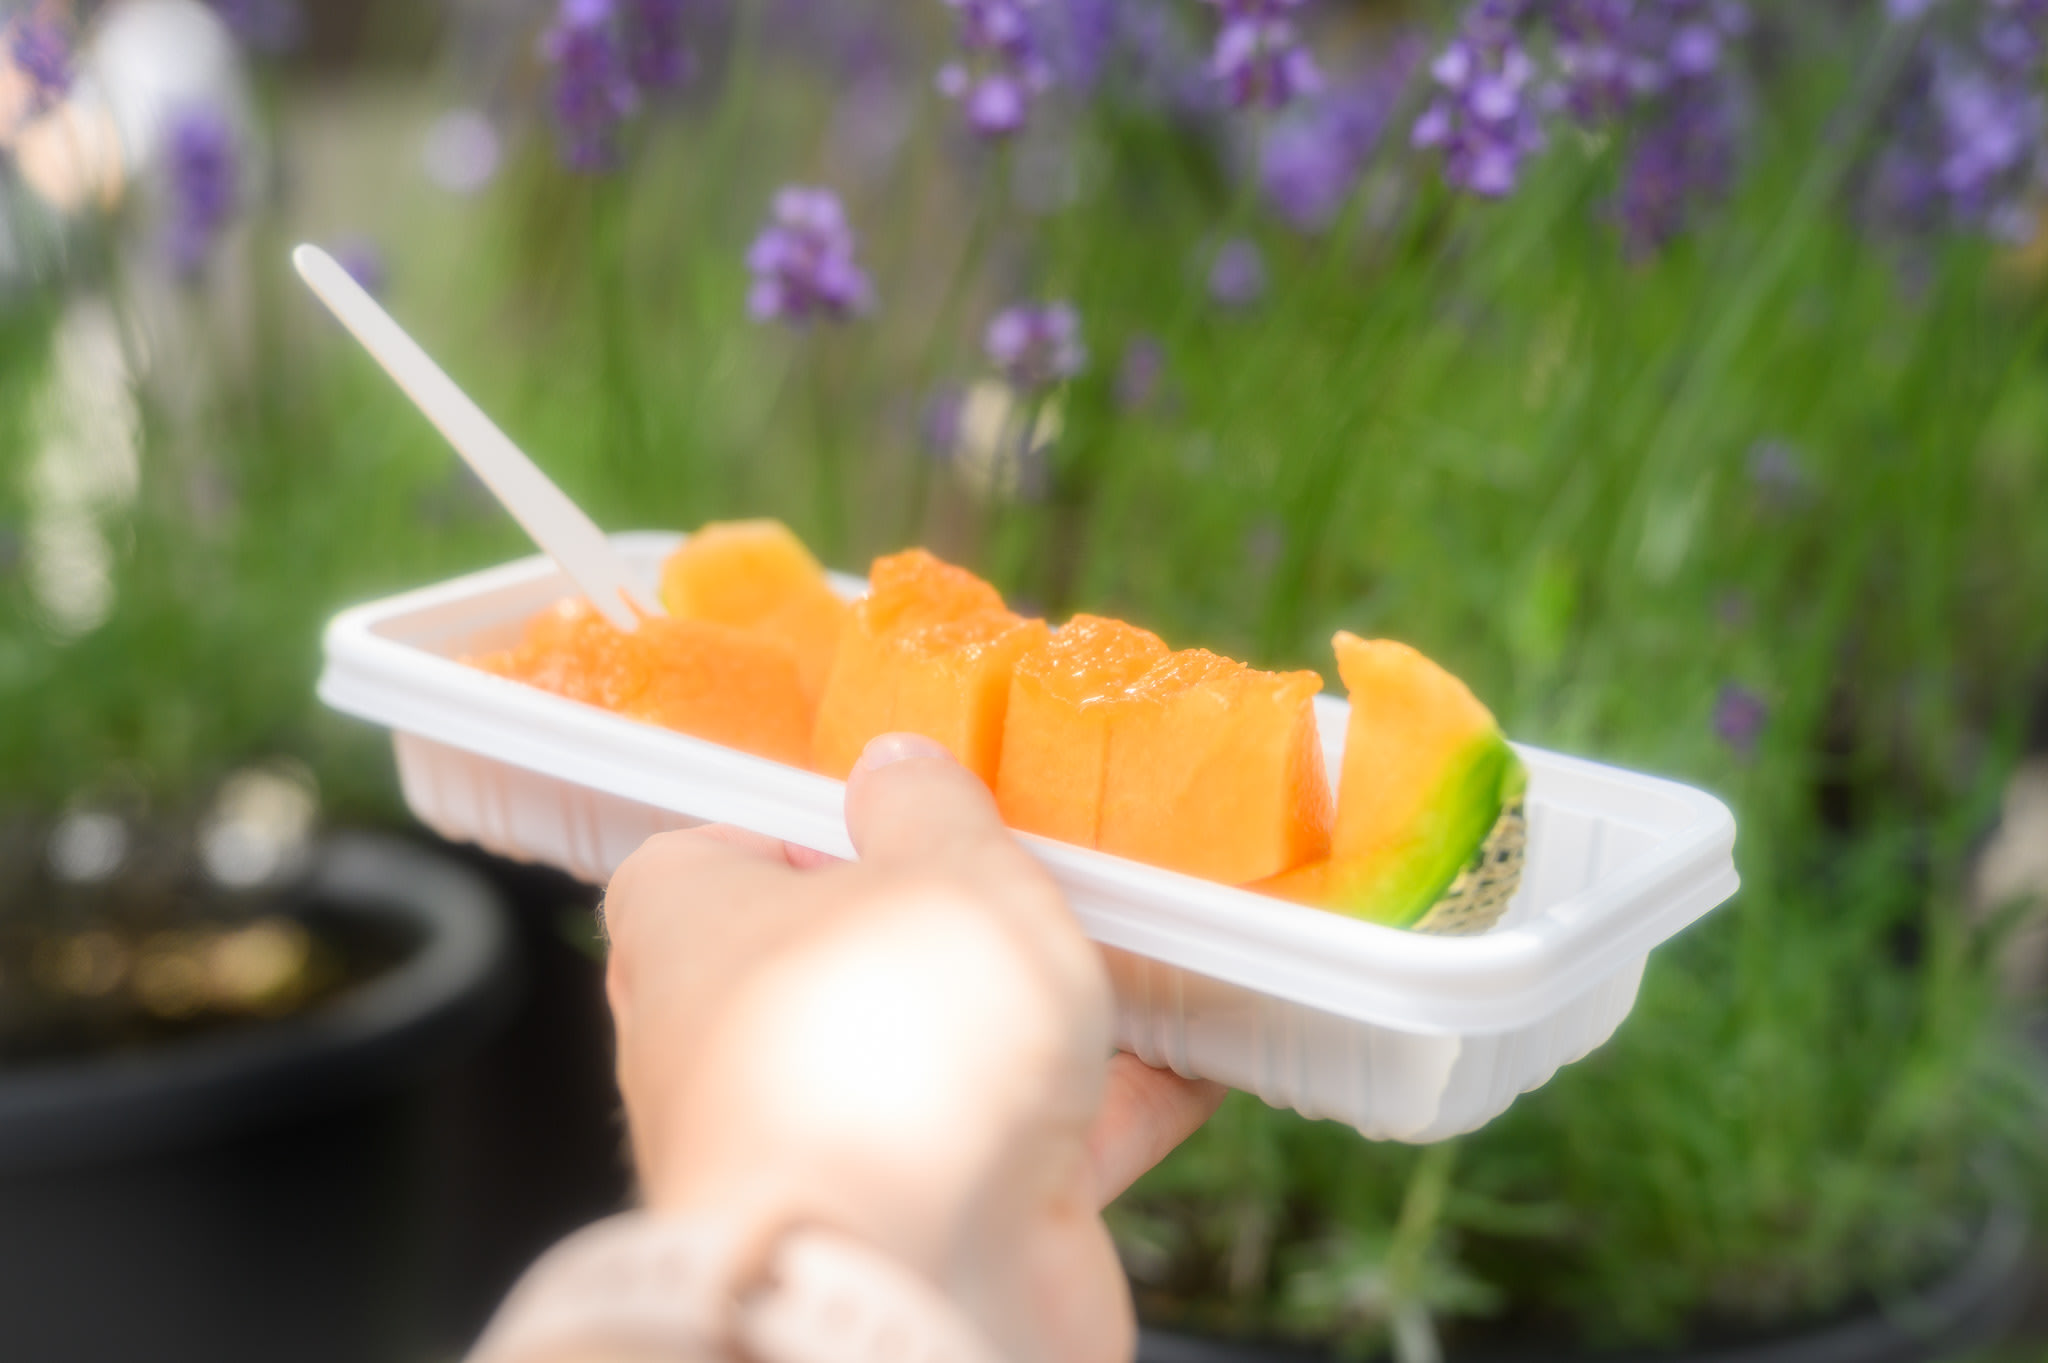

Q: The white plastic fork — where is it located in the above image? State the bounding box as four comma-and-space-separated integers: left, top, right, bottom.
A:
292, 244, 662, 632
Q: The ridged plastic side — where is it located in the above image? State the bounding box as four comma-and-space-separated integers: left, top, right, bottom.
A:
395, 730, 1648, 1138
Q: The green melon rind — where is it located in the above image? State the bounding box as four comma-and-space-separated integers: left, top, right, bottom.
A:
1329, 736, 1527, 931
1411, 794, 1527, 935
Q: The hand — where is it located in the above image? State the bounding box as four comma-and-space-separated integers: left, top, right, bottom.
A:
601, 734, 1224, 1363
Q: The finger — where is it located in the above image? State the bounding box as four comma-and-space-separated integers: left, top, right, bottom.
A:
843, 734, 1026, 876
604, 824, 792, 934
843, 733, 1109, 1036
783, 842, 845, 872
1087, 1053, 1227, 1208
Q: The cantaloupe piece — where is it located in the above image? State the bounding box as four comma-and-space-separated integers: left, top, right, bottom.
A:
474, 598, 648, 711
1254, 633, 1526, 933
658, 519, 848, 706
464, 599, 811, 767
997, 615, 1171, 845
1098, 649, 1332, 884
811, 549, 1045, 783
621, 616, 812, 767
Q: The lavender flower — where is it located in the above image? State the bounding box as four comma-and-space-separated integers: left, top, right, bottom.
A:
1412, 0, 1547, 197
746, 187, 874, 324
8, 12, 72, 113
985, 302, 1086, 390
208, 0, 305, 55
937, 0, 1053, 138
333, 237, 387, 295
1873, 0, 2048, 239
1712, 683, 1767, 756
1746, 438, 1813, 509
1208, 238, 1267, 306
1050, 0, 1118, 90
541, 0, 640, 172
1557, 0, 1748, 120
921, 385, 967, 461
163, 107, 238, 279
1616, 78, 1737, 255
1116, 334, 1165, 409
1204, 0, 1321, 111
620, 0, 690, 92
1547, 1, 1749, 250
1261, 38, 1420, 231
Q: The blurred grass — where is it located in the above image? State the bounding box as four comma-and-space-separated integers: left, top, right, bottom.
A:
4, 0, 2048, 1354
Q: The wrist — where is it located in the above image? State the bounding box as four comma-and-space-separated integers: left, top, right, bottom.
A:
467, 1211, 1003, 1363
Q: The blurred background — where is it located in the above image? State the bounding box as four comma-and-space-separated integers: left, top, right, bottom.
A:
5, 0, 2048, 1360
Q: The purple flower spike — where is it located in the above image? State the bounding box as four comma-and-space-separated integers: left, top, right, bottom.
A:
1210, 16, 1321, 110
541, 0, 640, 172
9, 12, 73, 114
163, 107, 239, 279
207, 0, 306, 55
621, 0, 691, 92
1617, 82, 1736, 257
1870, 0, 2048, 240
938, 0, 1053, 139
1116, 334, 1165, 409
1413, 1, 1547, 198
333, 237, 388, 296
985, 302, 1086, 390
1713, 683, 1767, 756
1262, 38, 1421, 231
1208, 238, 1267, 307
746, 187, 874, 325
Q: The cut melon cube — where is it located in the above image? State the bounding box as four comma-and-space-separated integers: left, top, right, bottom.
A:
811, 550, 1045, 783
464, 599, 811, 767
1098, 649, 1332, 884
861, 548, 1007, 632
997, 615, 1170, 845
622, 617, 812, 768
887, 612, 1052, 784
484, 598, 648, 712
658, 519, 848, 706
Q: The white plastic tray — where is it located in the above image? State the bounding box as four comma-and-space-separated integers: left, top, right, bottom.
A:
319, 533, 1739, 1140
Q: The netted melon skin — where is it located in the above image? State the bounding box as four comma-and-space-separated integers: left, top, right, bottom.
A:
1413, 800, 1527, 936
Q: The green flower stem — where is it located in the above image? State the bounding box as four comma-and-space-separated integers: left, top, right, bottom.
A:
899, 144, 1012, 547
591, 176, 648, 503
807, 333, 848, 562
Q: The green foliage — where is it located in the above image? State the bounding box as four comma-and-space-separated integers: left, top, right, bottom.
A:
3, 1, 2047, 1352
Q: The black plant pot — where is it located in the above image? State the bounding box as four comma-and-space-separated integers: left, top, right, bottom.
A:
0, 833, 513, 1363
1137, 1199, 2035, 1363
412, 837, 635, 1351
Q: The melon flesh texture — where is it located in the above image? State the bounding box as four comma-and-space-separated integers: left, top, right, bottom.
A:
621, 617, 812, 768
657, 519, 848, 707
811, 549, 1046, 783
997, 615, 1171, 845
1098, 650, 1333, 885
1257, 633, 1522, 927
472, 599, 647, 711
466, 599, 811, 767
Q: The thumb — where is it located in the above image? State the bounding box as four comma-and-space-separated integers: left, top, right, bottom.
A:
844, 733, 1024, 874
842, 734, 1105, 1029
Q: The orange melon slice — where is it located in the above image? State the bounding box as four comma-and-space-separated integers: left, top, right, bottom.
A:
811, 550, 1046, 783
477, 598, 648, 712
996, 615, 1171, 845
465, 599, 810, 766
622, 617, 811, 767
658, 519, 848, 706
1098, 649, 1332, 884
1253, 633, 1526, 933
